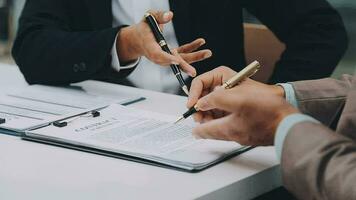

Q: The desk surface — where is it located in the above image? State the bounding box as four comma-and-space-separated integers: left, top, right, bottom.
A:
0, 63, 281, 200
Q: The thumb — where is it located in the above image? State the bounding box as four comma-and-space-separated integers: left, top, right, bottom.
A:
148, 10, 173, 24
196, 88, 244, 112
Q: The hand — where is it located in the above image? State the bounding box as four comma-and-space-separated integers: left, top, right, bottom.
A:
187, 66, 285, 123
117, 10, 212, 77
191, 73, 299, 146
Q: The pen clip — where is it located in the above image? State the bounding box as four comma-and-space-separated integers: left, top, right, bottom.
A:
144, 12, 163, 34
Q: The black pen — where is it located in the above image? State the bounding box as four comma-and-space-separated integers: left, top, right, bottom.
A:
144, 12, 189, 95
174, 61, 261, 124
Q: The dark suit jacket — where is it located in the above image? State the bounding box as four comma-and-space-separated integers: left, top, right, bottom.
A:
12, 0, 348, 86
282, 75, 356, 199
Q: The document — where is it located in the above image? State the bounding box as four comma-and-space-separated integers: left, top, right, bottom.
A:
25, 104, 246, 171
0, 85, 142, 132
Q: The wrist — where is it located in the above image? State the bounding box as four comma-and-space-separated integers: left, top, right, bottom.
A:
273, 106, 299, 137
117, 26, 142, 63
272, 103, 300, 138
272, 85, 285, 98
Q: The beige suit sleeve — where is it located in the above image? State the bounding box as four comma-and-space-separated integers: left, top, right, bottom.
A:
282, 122, 356, 200
291, 75, 355, 125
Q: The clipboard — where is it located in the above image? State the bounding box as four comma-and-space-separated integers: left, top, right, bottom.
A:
21, 104, 251, 173
0, 96, 146, 136
21, 134, 252, 173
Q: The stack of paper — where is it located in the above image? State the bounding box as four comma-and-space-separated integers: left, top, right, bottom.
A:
24, 104, 247, 172
0, 85, 142, 132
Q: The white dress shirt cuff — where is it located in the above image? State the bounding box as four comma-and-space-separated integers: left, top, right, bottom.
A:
277, 83, 299, 108
111, 33, 140, 72
274, 113, 320, 160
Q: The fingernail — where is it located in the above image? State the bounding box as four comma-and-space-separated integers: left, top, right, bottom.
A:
204, 51, 212, 59
171, 61, 179, 65
163, 12, 171, 21
200, 40, 206, 46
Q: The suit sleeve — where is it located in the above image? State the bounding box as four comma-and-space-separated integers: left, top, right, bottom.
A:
282, 122, 356, 199
291, 75, 355, 125
243, 0, 348, 83
11, 0, 133, 85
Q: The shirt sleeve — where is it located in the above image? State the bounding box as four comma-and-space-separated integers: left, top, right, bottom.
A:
277, 83, 298, 108
274, 113, 320, 160
111, 33, 140, 72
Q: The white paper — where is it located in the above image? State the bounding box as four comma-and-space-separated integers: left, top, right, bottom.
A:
28, 104, 243, 166
0, 85, 141, 131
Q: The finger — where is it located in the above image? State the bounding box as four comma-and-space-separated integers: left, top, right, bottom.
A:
193, 115, 234, 141
187, 77, 211, 108
145, 43, 181, 64
187, 68, 226, 108
147, 10, 173, 24
176, 38, 206, 53
201, 111, 215, 123
196, 88, 245, 112
187, 73, 216, 108
212, 109, 228, 119
193, 111, 214, 123
151, 52, 181, 66
193, 112, 204, 123
180, 50, 212, 64
187, 79, 204, 108
172, 50, 197, 77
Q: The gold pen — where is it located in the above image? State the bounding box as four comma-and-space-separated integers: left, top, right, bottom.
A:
174, 61, 261, 124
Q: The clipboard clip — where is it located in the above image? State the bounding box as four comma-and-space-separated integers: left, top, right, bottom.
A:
53, 110, 101, 128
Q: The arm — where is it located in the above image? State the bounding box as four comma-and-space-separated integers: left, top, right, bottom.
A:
12, 0, 123, 85
12, 0, 211, 85
243, 0, 348, 83
282, 122, 356, 199
291, 75, 355, 125
187, 67, 356, 198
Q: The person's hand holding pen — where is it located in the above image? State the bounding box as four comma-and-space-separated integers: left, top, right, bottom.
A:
186, 66, 298, 146
117, 10, 212, 77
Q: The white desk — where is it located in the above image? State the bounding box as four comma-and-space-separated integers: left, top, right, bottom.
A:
0, 63, 282, 200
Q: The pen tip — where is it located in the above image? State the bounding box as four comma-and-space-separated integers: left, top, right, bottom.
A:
174, 116, 184, 124
182, 86, 189, 96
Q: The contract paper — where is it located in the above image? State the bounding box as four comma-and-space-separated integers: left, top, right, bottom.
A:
0, 85, 141, 132
26, 104, 245, 170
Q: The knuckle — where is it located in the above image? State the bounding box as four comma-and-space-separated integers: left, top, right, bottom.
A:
154, 60, 164, 65
210, 91, 222, 101
150, 52, 161, 61
146, 51, 155, 59
216, 66, 229, 72
191, 77, 199, 86
192, 75, 201, 87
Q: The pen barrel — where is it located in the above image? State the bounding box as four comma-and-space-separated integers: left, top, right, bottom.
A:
183, 107, 198, 119
161, 44, 173, 55
162, 44, 186, 87
145, 15, 165, 43
224, 61, 260, 89
175, 72, 187, 88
